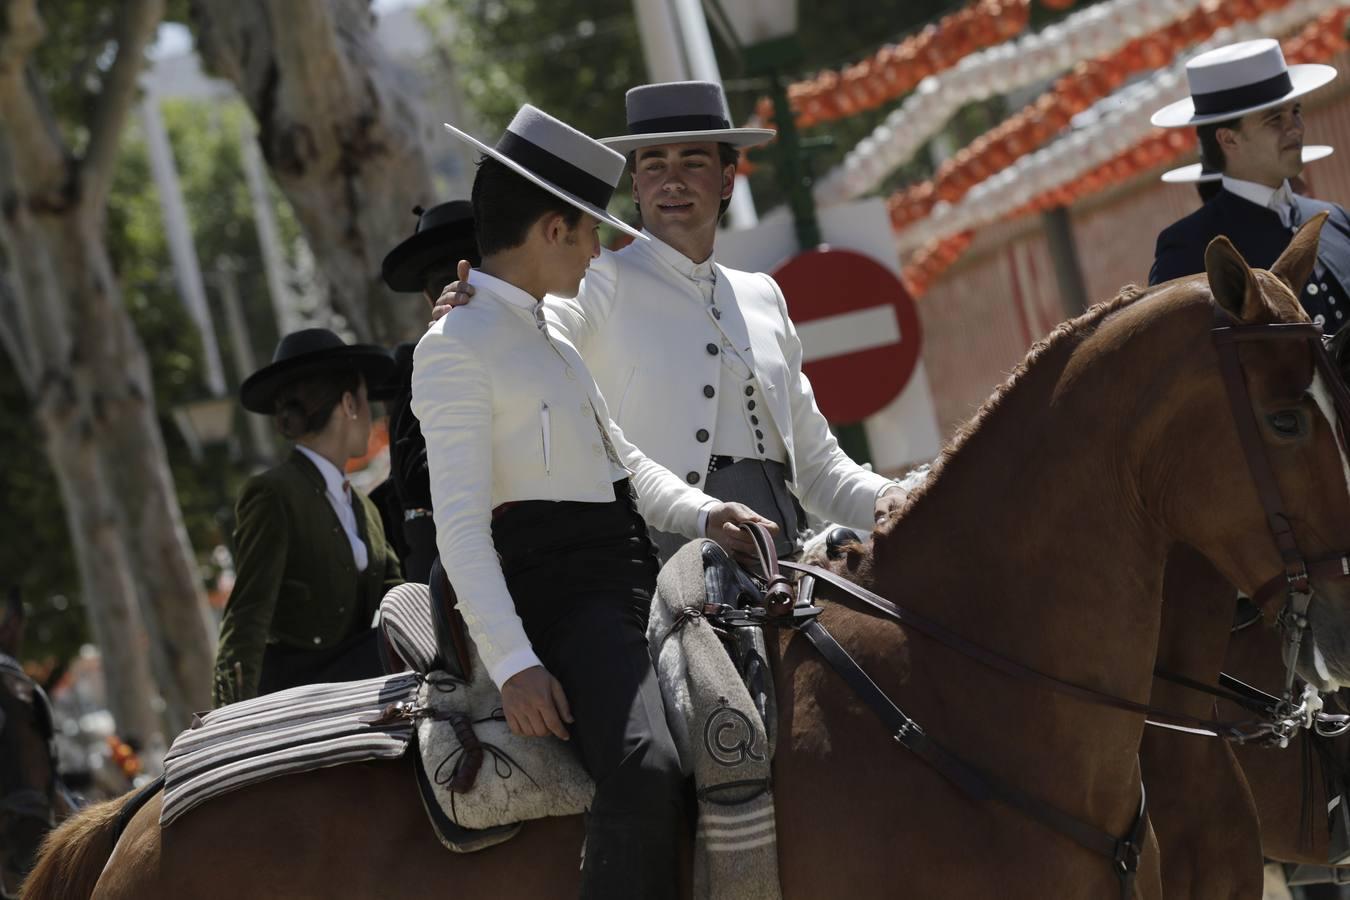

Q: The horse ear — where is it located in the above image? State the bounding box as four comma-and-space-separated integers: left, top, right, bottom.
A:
1205, 236, 1265, 322
1270, 210, 1329, 296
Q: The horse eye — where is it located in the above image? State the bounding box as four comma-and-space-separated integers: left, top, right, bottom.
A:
1267, 410, 1304, 437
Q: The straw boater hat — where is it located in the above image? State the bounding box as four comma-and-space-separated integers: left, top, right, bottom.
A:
443, 105, 645, 241
598, 81, 775, 155
380, 201, 479, 293
1161, 144, 1334, 183
240, 328, 395, 415
1152, 38, 1337, 128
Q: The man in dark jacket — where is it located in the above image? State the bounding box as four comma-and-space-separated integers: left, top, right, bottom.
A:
1149, 39, 1350, 334
372, 202, 480, 582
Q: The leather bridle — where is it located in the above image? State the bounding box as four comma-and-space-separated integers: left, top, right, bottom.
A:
1211, 311, 1350, 726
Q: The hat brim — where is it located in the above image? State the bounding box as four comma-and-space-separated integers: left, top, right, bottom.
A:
1151, 64, 1338, 128
1161, 144, 1334, 183
598, 127, 776, 156
444, 124, 645, 241
240, 345, 397, 414
381, 223, 479, 293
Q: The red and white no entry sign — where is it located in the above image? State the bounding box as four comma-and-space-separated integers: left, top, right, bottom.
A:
771, 248, 922, 424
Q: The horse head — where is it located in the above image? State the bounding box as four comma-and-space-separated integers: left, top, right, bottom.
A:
1147, 213, 1350, 692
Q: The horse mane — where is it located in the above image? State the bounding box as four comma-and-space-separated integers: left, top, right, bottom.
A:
900, 283, 1155, 509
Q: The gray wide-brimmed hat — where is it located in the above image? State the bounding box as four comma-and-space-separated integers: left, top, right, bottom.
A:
599, 81, 775, 156
1161, 144, 1333, 184
444, 105, 644, 241
1152, 39, 1337, 129
240, 328, 395, 415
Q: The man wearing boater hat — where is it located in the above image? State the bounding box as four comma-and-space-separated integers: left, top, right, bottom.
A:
1149, 39, 1350, 333
370, 201, 480, 582
436, 81, 907, 560
413, 104, 774, 898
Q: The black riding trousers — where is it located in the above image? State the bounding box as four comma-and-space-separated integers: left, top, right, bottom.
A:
493, 482, 681, 900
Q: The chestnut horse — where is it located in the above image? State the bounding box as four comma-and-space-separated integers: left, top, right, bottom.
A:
24, 223, 1350, 899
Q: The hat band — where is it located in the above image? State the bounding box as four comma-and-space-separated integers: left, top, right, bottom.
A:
1192, 70, 1294, 117
627, 113, 732, 136
496, 132, 614, 209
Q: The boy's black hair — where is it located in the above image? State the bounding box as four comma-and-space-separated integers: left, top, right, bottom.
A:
471, 156, 585, 256
1196, 116, 1241, 175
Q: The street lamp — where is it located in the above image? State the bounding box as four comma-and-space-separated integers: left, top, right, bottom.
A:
702, 0, 820, 251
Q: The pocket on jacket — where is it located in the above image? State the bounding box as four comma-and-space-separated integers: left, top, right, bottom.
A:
540, 401, 552, 474
615, 366, 638, 423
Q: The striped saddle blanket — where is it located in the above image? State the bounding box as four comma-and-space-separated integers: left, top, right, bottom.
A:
159, 671, 420, 826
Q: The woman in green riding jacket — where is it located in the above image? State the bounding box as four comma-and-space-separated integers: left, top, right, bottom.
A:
211, 329, 403, 707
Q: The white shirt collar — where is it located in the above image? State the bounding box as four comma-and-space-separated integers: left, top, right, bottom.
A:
1221, 175, 1294, 212
469, 269, 544, 321
639, 229, 717, 282
295, 444, 348, 499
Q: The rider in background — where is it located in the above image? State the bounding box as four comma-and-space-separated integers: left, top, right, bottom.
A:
370, 201, 480, 583
1149, 39, 1350, 335
211, 330, 402, 706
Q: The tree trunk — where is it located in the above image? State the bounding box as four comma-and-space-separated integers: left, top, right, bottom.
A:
190, 0, 441, 343
0, 0, 214, 737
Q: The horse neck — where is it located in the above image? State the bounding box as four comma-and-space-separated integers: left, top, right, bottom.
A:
852, 300, 1180, 819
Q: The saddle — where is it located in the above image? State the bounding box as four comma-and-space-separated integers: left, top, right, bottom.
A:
374, 543, 782, 900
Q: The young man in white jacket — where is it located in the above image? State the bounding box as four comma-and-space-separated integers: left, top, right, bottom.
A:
436, 81, 908, 560
412, 105, 773, 899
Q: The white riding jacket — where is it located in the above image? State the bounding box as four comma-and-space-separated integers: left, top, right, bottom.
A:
548, 233, 893, 530
412, 271, 714, 688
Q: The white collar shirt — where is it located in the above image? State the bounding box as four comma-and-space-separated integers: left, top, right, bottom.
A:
295, 443, 368, 572
1222, 175, 1300, 228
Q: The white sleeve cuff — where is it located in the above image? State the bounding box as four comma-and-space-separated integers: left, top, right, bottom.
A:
487, 646, 545, 692
698, 500, 716, 537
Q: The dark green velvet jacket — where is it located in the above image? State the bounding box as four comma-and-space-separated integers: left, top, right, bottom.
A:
211, 449, 402, 706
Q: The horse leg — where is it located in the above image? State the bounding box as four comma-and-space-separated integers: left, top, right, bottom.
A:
93, 757, 591, 899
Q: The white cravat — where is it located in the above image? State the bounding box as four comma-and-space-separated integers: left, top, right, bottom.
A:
295, 444, 368, 572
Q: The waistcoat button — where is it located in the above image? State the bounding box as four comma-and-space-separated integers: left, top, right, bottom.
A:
696, 429, 709, 442
706, 343, 718, 355
703, 385, 715, 398
686, 471, 701, 485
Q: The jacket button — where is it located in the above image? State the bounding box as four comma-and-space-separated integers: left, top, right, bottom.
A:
686, 471, 701, 485
757, 443, 765, 454
338, 605, 346, 614
1308, 284, 1320, 295
750, 415, 759, 425
706, 343, 718, 355
703, 385, 715, 398
696, 429, 709, 442
744, 385, 754, 396
755, 429, 764, 439
747, 400, 756, 411
312, 637, 322, 645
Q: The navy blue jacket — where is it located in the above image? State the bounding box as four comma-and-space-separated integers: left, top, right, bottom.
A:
1150, 189, 1350, 333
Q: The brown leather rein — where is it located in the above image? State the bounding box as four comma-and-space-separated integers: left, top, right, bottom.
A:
723, 310, 1350, 897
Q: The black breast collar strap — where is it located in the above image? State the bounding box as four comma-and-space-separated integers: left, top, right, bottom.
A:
797, 618, 1148, 897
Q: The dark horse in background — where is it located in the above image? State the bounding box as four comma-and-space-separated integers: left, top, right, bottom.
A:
0, 590, 72, 898
22, 220, 1350, 898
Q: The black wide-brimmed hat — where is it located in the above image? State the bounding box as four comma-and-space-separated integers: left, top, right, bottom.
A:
240, 328, 396, 414
380, 201, 480, 293
599, 81, 774, 156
